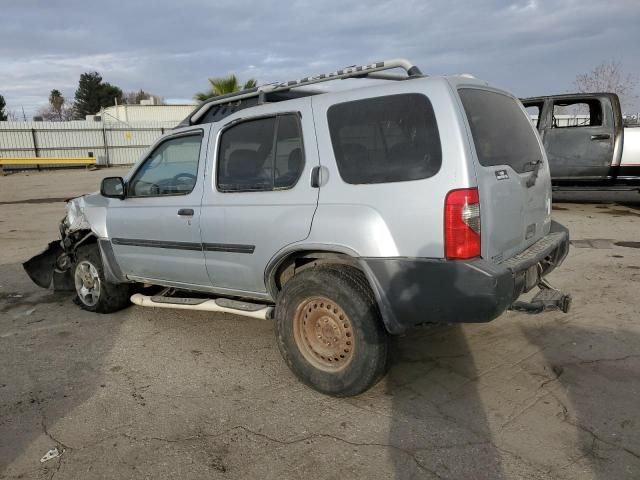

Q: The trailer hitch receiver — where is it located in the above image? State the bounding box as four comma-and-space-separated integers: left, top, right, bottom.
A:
510, 279, 572, 314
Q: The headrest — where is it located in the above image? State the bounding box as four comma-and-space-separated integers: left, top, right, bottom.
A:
288, 148, 303, 170
227, 149, 264, 178
340, 143, 369, 164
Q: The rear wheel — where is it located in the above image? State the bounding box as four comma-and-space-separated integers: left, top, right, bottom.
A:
275, 266, 388, 396
73, 244, 131, 313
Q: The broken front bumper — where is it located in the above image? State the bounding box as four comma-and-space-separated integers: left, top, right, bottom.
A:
23, 240, 74, 290
23, 198, 90, 291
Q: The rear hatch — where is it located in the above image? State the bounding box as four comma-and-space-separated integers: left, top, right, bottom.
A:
458, 87, 552, 263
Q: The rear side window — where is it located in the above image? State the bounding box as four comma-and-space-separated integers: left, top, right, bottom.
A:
460, 89, 542, 174
552, 100, 602, 128
327, 94, 442, 184
217, 114, 304, 192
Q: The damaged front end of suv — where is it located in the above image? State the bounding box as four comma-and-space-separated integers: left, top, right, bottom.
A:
23, 194, 105, 291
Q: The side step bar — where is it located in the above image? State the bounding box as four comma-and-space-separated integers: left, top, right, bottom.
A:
130, 293, 274, 320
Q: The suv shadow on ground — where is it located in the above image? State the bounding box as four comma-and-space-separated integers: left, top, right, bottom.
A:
386, 324, 506, 479
0, 264, 124, 477
380, 249, 507, 479
520, 322, 640, 479
378, 247, 639, 479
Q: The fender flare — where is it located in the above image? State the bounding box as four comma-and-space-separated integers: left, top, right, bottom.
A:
263, 244, 402, 334
96, 238, 128, 284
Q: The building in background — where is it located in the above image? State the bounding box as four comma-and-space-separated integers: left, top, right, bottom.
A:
100, 102, 196, 126
0, 100, 201, 169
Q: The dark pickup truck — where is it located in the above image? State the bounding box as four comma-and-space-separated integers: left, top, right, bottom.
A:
522, 93, 640, 190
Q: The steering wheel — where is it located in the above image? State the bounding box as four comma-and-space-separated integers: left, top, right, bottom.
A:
174, 173, 196, 183
173, 173, 197, 190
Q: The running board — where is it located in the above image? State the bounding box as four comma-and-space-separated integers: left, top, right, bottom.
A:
130, 293, 274, 320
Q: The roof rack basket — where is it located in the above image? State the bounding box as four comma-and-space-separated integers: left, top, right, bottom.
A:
188, 58, 423, 124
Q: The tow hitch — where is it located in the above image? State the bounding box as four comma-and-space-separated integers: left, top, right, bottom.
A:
510, 279, 572, 314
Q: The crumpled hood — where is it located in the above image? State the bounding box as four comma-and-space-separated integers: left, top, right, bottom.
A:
65, 192, 109, 237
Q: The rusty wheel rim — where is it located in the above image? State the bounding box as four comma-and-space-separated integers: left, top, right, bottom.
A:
293, 296, 354, 372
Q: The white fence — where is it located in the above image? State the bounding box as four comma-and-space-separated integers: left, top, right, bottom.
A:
0, 120, 178, 169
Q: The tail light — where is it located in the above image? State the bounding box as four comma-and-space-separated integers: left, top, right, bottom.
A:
444, 188, 481, 259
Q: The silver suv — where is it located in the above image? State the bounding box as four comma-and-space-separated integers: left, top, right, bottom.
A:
25, 59, 570, 396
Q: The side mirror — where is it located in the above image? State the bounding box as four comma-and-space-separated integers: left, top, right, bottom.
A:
100, 177, 126, 199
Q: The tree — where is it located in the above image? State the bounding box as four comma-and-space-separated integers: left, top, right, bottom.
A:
35, 89, 75, 121
123, 89, 164, 105
73, 72, 123, 119
194, 74, 258, 102
49, 89, 65, 120
0, 94, 7, 121
574, 61, 638, 109
35, 103, 75, 121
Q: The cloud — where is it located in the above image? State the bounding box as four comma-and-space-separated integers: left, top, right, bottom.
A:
1, 0, 640, 116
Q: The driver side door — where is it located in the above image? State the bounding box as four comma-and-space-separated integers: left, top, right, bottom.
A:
107, 127, 212, 288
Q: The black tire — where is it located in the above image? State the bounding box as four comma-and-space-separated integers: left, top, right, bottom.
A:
72, 244, 131, 313
275, 265, 388, 397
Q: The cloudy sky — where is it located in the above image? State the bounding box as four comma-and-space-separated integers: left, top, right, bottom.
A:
2, 0, 639, 117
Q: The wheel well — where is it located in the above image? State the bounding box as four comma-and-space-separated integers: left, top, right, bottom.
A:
268, 250, 399, 335
270, 251, 361, 295
65, 229, 97, 253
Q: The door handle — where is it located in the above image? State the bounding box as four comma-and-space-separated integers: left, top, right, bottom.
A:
310, 166, 321, 188
177, 208, 194, 216
590, 134, 610, 141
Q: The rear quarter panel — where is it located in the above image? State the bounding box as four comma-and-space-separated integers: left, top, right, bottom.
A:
308, 77, 476, 258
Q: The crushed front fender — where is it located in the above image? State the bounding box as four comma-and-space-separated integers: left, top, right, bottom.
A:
23, 194, 105, 291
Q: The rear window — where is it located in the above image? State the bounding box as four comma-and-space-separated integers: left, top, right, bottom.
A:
459, 89, 542, 173
327, 94, 442, 184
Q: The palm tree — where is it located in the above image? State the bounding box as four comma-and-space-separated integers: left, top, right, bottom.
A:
194, 75, 257, 102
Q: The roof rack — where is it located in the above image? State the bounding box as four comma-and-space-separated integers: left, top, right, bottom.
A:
186, 58, 423, 125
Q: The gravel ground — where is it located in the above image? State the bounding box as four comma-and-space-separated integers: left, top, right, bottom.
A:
1, 168, 639, 479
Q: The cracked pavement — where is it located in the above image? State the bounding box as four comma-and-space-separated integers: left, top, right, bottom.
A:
1, 170, 640, 479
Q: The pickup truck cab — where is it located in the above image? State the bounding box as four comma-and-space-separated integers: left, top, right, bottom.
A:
522, 92, 640, 189
25, 59, 571, 396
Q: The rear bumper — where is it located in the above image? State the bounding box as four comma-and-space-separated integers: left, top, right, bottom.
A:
360, 221, 570, 334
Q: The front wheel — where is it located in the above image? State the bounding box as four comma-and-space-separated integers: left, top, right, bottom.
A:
275, 266, 388, 396
73, 244, 131, 313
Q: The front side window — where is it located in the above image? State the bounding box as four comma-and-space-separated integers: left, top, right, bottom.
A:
129, 134, 202, 197
327, 94, 442, 185
217, 114, 304, 192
